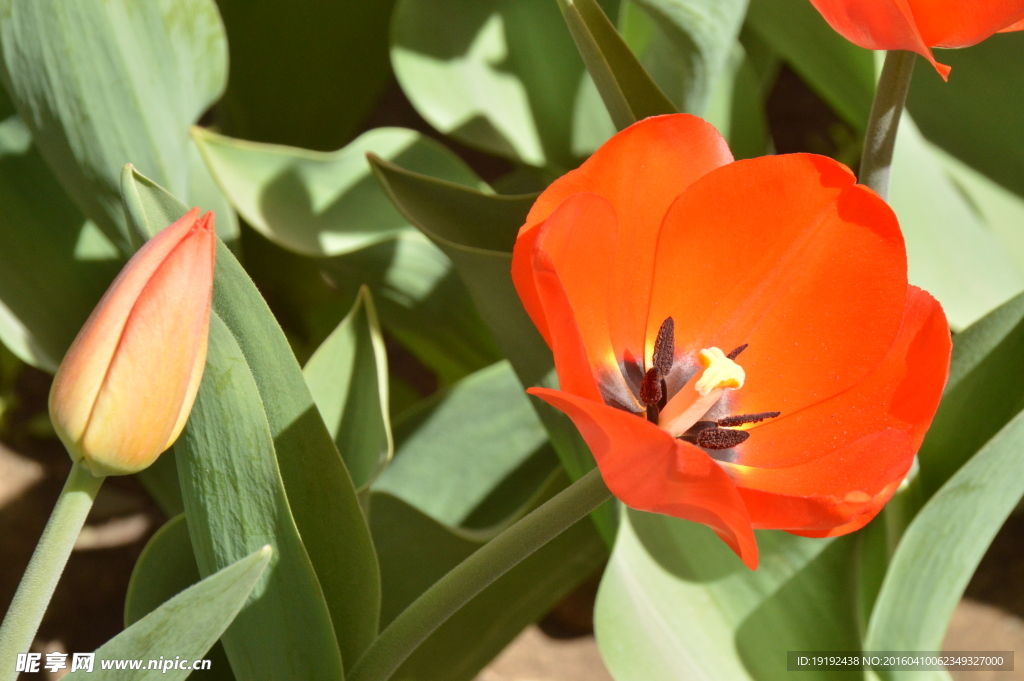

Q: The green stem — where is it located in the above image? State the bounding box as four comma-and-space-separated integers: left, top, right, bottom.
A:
0, 461, 104, 679
347, 467, 612, 681
858, 50, 916, 200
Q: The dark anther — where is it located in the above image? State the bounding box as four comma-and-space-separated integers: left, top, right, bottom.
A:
695, 427, 750, 450
653, 317, 675, 377
640, 367, 663, 406
726, 343, 748, 360
717, 411, 781, 427
657, 379, 668, 411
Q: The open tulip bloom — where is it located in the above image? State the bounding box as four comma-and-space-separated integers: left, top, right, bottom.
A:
512, 114, 952, 569
809, 0, 1024, 78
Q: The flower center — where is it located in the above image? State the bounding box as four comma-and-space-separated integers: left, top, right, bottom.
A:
632, 317, 779, 453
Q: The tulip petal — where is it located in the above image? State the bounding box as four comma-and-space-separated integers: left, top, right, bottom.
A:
646, 154, 908, 417
906, 0, 1024, 47
722, 287, 949, 533
513, 114, 733, 363
529, 387, 759, 569
808, 0, 951, 78
726, 429, 913, 532
49, 208, 202, 451
999, 16, 1024, 31
79, 214, 216, 475
735, 286, 949, 469
525, 193, 646, 407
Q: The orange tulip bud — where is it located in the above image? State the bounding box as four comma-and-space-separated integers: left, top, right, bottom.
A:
49, 208, 216, 476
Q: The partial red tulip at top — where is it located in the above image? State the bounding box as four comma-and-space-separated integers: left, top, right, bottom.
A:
49, 208, 216, 477
809, 0, 1024, 78
512, 114, 951, 569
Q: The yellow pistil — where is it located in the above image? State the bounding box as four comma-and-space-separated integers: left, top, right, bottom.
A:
694, 347, 745, 396
661, 347, 745, 437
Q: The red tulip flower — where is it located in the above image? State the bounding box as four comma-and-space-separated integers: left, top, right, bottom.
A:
512, 115, 951, 569
809, 0, 1024, 78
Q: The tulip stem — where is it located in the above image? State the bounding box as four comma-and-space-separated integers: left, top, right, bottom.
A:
347, 467, 612, 681
858, 49, 916, 200
0, 461, 104, 680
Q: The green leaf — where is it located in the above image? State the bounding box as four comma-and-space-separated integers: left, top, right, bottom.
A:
370, 475, 607, 681
66, 544, 271, 680
0, 108, 121, 371
621, 0, 748, 115
918, 291, 1024, 497
124, 515, 233, 680
557, 0, 677, 131
907, 33, 1024, 199
215, 0, 394, 151
0, 0, 232, 251
368, 154, 616, 539
122, 171, 380, 677
866, 409, 1024, 654
193, 126, 484, 257
595, 511, 861, 681
889, 115, 1024, 330
934, 146, 1024, 275
375, 360, 552, 527
745, 0, 874, 131
304, 286, 392, 493
391, 0, 617, 168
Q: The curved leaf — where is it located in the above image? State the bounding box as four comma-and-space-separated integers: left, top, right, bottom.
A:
124, 515, 234, 680
67, 544, 271, 681
193, 126, 484, 257
558, 0, 678, 131
304, 286, 392, 493
867, 409, 1024, 653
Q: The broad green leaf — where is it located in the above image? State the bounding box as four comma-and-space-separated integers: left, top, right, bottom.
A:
745, 0, 874, 131
0, 0, 233, 251
596, 511, 862, 681
375, 360, 551, 527
392, 0, 618, 168
66, 544, 271, 680
889, 115, 1024, 330
193, 126, 484, 257
934, 146, 1024, 274
0, 107, 120, 371
304, 287, 392, 493
866, 409, 1024, 656
124, 515, 233, 680
123, 172, 380, 676
370, 475, 607, 681
558, 0, 677, 131
621, 0, 748, 115
368, 154, 616, 539
917, 291, 1024, 497
907, 33, 1024, 199
214, 0, 394, 151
